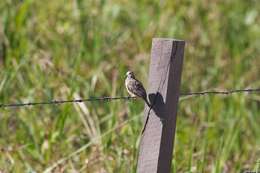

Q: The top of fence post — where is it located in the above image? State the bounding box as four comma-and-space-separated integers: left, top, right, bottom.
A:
137, 38, 185, 173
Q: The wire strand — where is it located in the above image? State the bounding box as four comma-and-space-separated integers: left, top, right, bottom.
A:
180, 88, 260, 96
0, 88, 259, 108
0, 96, 134, 108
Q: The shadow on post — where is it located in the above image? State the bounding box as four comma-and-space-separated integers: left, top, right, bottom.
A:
148, 93, 167, 124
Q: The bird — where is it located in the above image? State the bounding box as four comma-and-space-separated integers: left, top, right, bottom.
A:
125, 71, 150, 107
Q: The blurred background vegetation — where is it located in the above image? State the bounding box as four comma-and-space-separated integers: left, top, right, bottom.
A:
0, 0, 259, 172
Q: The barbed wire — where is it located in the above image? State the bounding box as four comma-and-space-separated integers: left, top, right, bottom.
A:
0, 96, 133, 108
180, 88, 260, 96
0, 88, 259, 109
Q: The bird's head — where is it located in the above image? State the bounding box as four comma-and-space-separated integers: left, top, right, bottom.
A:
126, 71, 135, 78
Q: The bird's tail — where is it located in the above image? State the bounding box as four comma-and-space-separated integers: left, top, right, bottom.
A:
142, 97, 152, 134
143, 97, 151, 107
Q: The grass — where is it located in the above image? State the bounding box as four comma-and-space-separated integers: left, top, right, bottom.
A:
0, 0, 259, 172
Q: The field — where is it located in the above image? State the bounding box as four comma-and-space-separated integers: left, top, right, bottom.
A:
0, 0, 259, 172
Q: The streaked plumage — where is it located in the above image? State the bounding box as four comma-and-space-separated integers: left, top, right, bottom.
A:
125, 71, 150, 107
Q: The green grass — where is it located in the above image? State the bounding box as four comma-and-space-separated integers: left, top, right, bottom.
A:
0, 0, 259, 172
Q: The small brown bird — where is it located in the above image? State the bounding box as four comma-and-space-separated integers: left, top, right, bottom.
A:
125, 71, 150, 107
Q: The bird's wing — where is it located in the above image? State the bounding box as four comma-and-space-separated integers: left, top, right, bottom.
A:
128, 79, 147, 98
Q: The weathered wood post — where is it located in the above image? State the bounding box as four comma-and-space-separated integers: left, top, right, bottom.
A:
137, 38, 185, 173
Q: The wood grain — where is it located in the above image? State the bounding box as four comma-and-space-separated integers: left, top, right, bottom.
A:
137, 38, 185, 173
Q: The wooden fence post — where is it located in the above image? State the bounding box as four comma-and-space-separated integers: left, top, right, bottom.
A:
137, 38, 185, 173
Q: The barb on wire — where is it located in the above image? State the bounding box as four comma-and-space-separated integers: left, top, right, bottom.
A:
0, 88, 259, 109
